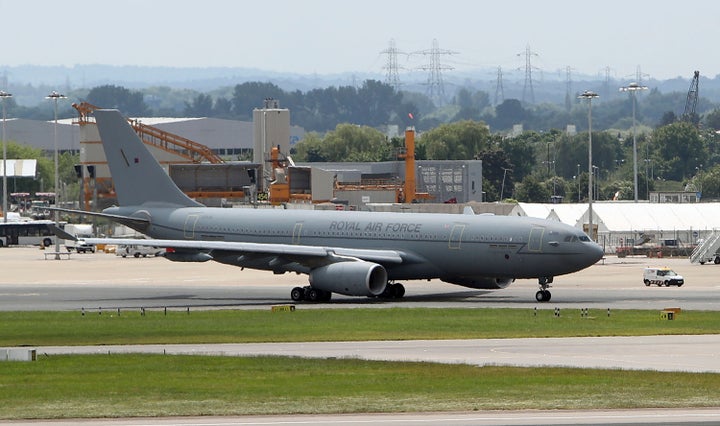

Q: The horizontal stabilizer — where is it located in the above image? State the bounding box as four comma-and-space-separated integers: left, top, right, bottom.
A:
47, 224, 76, 241
45, 207, 150, 232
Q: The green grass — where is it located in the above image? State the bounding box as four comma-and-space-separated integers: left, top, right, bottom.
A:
1, 354, 719, 419
1, 307, 718, 346
2, 308, 719, 419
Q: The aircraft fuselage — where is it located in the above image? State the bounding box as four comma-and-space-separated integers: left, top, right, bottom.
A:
108, 205, 601, 282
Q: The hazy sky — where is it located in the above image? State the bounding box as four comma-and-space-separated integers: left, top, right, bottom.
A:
1, 0, 717, 80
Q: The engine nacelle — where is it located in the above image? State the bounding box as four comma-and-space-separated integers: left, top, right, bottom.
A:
309, 261, 387, 296
441, 276, 515, 289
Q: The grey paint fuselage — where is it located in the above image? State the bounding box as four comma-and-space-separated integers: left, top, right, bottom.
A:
106, 205, 601, 281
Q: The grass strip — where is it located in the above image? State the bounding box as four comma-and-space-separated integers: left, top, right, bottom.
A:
1, 354, 719, 420
0, 308, 718, 347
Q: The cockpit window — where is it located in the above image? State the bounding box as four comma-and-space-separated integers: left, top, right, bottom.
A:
578, 235, 590, 242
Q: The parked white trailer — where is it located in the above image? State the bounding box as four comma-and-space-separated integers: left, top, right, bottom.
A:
64, 224, 95, 253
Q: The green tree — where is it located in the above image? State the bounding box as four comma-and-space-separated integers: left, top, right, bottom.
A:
184, 93, 214, 117
651, 122, 707, 180
514, 174, 551, 202
417, 120, 491, 160
212, 97, 234, 119
231, 82, 285, 120
322, 124, 391, 162
695, 165, 720, 199
477, 149, 513, 201
86, 85, 149, 116
704, 109, 720, 131
291, 132, 325, 162
4, 141, 56, 195
292, 125, 391, 162
490, 99, 527, 131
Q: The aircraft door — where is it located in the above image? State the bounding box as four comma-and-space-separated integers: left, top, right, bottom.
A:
528, 227, 544, 252
449, 224, 466, 249
292, 222, 303, 244
184, 214, 201, 239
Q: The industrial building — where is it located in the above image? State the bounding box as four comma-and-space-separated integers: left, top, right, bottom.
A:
5, 99, 483, 212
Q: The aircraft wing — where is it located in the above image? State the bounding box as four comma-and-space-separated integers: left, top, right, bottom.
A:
82, 237, 408, 266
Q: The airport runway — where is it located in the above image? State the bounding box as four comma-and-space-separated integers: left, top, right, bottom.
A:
1, 247, 719, 311
5, 408, 720, 425
2, 247, 720, 425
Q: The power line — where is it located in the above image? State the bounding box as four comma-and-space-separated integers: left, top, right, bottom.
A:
517, 44, 539, 104
380, 39, 404, 91
414, 39, 457, 105
564, 66, 574, 111
494, 66, 505, 106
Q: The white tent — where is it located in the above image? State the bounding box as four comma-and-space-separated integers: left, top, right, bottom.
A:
511, 201, 720, 252
0, 159, 36, 177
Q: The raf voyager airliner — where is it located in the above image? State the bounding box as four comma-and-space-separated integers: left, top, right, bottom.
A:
69, 109, 603, 303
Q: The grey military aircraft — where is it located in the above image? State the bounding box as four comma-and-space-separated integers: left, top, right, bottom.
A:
69, 109, 603, 303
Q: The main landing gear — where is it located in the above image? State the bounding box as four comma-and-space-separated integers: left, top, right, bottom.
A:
290, 286, 332, 302
380, 282, 405, 299
535, 276, 553, 302
289, 282, 406, 303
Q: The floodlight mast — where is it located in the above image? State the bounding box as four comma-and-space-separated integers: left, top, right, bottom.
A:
0, 91, 12, 224
46, 91, 67, 258
578, 90, 598, 240
619, 82, 648, 202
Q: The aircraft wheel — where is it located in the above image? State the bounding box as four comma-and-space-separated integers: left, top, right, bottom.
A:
535, 290, 551, 302
715, 256, 720, 264
380, 284, 394, 298
394, 283, 405, 298
306, 288, 319, 302
290, 287, 304, 301
320, 290, 332, 302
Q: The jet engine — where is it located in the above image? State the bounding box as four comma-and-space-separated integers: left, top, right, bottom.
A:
441, 276, 515, 289
309, 261, 387, 296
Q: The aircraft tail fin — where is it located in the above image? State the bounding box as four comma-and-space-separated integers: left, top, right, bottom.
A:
93, 109, 203, 208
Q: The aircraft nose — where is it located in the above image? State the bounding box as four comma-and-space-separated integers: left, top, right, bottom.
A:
585, 242, 605, 264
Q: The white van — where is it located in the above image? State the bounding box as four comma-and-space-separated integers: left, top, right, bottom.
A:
64, 224, 95, 253
642, 267, 684, 287
116, 244, 162, 258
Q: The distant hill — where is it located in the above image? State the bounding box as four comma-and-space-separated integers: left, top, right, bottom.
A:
3, 64, 720, 107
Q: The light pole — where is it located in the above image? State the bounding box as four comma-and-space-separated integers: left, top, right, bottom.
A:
576, 164, 580, 202
500, 167, 512, 201
0, 91, 11, 224
46, 91, 67, 258
578, 90, 598, 240
592, 165, 599, 201
619, 82, 648, 202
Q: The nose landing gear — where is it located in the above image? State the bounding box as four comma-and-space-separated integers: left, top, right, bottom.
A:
535, 276, 553, 302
